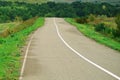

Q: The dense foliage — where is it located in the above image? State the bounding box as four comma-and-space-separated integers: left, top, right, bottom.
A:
0, 1, 120, 23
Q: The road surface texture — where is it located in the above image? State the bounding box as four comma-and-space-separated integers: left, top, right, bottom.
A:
21, 18, 120, 80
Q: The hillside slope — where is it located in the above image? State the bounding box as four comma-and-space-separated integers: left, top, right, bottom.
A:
2, 0, 48, 3
2, 0, 120, 5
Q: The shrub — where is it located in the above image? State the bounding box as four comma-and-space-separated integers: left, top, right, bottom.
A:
115, 14, 120, 29
95, 23, 114, 37
95, 23, 105, 32
45, 13, 55, 17
88, 14, 95, 21
115, 14, 120, 35
112, 29, 120, 37
74, 17, 88, 24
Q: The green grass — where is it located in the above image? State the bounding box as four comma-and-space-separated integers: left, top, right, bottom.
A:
65, 18, 120, 51
0, 17, 44, 80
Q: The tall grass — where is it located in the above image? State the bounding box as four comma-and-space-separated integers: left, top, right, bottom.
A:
65, 18, 120, 51
0, 22, 20, 37
0, 17, 38, 38
0, 17, 44, 80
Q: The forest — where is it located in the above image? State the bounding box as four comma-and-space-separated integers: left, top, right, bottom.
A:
0, 1, 120, 23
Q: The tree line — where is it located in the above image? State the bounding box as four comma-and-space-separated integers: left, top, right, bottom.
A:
0, 1, 120, 23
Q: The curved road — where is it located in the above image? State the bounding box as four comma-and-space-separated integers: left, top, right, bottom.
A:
20, 18, 120, 80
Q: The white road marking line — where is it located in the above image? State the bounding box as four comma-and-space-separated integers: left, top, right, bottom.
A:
54, 18, 120, 80
19, 34, 34, 80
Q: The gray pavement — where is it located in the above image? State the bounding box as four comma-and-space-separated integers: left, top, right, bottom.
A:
21, 18, 120, 80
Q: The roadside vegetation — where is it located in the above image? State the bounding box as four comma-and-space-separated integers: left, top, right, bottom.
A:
0, 17, 44, 79
0, 17, 38, 38
0, 22, 20, 37
65, 15, 120, 51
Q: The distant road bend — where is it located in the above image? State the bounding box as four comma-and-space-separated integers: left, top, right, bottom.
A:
20, 18, 120, 80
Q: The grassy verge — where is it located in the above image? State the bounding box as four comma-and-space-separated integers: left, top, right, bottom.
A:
0, 22, 20, 30
65, 18, 120, 51
0, 22, 20, 37
0, 17, 44, 80
0, 17, 38, 38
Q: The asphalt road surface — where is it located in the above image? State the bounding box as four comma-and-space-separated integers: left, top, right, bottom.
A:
20, 18, 120, 80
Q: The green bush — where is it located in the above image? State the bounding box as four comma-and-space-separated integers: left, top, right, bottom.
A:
95, 23, 114, 37
112, 29, 120, 37
88, 14, 95, 21
45, 13, 55, 17
95, 23, 105, 32
115, 14, 120, 37
115, 14, 120, 30
74, 17, 88, 24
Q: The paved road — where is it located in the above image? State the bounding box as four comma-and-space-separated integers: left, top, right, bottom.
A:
21, 18, 120, 80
